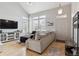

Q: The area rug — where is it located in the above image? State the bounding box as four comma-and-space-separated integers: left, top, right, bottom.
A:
48, 47, 63, 56
0, 41, 27, 56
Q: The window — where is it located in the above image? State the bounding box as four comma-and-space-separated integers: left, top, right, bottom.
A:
32, 15, 46, 32
32, 17, 39, 31
32, 17, 38, 19
39, 15, 46, 31
39, 15, 46, 19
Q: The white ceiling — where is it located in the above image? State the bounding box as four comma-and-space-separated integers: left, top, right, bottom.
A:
19, 2, 70, 14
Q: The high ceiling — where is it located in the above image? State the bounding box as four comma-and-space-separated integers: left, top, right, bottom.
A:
19, 2, 70, 14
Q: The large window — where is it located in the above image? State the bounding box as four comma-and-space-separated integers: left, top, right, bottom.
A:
32, 17, 39, 31
32, 15, 46, 32
39, 15, 46, 31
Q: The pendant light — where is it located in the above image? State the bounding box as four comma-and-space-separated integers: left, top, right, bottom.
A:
58, 4, 63, 15
57, 3, 67, 18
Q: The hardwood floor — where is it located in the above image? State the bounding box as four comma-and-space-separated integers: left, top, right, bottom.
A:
0, 40, 65, 56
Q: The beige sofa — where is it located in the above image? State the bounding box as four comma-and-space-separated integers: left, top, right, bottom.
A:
27, 32, 55, 53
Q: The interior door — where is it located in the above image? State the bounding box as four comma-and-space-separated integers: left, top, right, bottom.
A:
55, 18, 67, 41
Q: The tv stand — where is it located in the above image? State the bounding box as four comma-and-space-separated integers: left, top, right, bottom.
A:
0, 32, 20, 42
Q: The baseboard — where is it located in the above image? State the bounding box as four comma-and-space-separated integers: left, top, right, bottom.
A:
56, 39, 65, 43
27, 48, 41, 54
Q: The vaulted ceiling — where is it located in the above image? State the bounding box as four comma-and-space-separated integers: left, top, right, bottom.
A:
19, 2, 70, 14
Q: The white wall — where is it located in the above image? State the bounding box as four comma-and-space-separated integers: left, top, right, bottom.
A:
0, 2, 28, 35
55, 4, 71, 40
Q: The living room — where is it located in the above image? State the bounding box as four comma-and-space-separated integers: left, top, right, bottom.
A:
0, 2, 78, 56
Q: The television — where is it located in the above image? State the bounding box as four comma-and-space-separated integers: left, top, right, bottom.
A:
0, 19, 18, 29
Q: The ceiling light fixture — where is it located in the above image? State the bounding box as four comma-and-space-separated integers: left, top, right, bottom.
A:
58, 4, 63, 15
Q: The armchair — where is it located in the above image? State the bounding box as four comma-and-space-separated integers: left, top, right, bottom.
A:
20, 31, 36, 43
